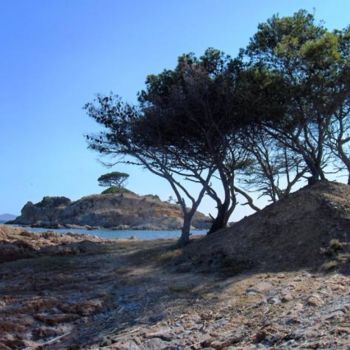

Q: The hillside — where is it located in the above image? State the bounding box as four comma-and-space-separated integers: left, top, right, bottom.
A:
10, 192, 210, 230
0, 213, 16, 223
179, 181, 350, 274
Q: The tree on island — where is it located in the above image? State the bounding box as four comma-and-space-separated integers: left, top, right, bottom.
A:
98, 171, 129, 189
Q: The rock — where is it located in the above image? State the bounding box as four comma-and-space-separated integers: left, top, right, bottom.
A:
306, 295, 324, 307
281, 293, 293, 303
144, 326, 173, 341
246, 282, 274, 294
109, 339, 141, 350
0, 319, 26, 333
253, 330, 267, 343
335, 327, 350, 335
209, 331, 245, 348
32, 326, 58, 340
0, 241, 36, 263
100, 336, 113, 347
324, 310, 345, 320
75, 299, 104, 316
143, 337, 171, 350
34, 313, 79, 325
267, 296, 281, 304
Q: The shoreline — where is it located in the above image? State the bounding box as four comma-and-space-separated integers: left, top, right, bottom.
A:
4, 223, 207, 241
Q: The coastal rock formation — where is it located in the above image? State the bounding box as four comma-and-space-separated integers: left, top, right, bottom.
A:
10, 192, 210, 230
0, 224, 107, 263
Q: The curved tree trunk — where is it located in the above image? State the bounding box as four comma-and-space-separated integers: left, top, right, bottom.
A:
177, 214, 192, 247
207, 201, 231, 234
207, 167, 236, 234
305, 157, 325, 185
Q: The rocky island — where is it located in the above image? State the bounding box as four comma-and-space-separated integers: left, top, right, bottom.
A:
9, 192, 210, 230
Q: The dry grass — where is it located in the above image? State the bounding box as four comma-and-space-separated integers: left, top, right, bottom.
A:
155, 248, 182, 263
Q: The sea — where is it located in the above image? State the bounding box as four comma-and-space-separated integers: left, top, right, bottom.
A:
8, 225, 207, 240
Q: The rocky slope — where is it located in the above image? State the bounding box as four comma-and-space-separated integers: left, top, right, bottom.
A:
179, 181, 350, 274
10, 192, 210, 230
0, 224, 107, 263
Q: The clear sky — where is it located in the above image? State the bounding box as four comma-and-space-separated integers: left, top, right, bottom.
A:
1, 0, 350, 218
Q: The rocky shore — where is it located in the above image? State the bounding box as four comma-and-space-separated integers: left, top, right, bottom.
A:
0, 223, 349, 349
2, 181, 350, 349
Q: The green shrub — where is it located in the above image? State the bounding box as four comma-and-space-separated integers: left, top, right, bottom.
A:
101, 186, 134, 195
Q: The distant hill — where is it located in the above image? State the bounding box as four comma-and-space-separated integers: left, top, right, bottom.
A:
0, 213, 16, 223
10, 193, 210, 230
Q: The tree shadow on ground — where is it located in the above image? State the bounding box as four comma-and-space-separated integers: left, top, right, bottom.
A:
1, 236, 349, 349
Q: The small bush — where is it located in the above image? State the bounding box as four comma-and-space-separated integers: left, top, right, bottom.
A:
101, 186, 134, 195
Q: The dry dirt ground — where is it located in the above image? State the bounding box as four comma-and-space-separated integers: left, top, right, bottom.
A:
1, 226, 350, 350
2, 182, 350, 349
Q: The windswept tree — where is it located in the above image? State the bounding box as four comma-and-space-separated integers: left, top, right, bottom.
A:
85, 95, 214, 246
325, 27, 350, 183
98, 171, 129, 189
245, 10, 348, 184
138, 49, 260, 233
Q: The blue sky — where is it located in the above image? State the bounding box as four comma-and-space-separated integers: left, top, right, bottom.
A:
1, 0, 350, 217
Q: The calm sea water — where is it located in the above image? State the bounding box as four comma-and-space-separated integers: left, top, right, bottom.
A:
9, 225, 207, 240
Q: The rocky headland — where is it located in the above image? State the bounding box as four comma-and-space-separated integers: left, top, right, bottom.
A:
9, 192, 210, 230
1, 181, 350, 349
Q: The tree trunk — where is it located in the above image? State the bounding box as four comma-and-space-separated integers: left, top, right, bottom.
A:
177, 214, 192, 247
305, 158, 324, 185
207, 202, 231, 234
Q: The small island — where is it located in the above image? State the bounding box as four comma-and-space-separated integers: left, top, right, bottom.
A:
9, 191, 210, 231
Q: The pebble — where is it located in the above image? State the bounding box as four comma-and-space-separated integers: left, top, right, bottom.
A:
306, 295, 324, 307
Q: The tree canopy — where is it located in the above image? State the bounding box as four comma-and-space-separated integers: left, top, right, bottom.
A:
98, 171, 129, 189
244, 10, 350, 183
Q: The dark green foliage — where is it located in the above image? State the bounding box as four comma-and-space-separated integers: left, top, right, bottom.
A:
101, 186, 134, 195
98, 172, 129, 189
244, 10, 350, 183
